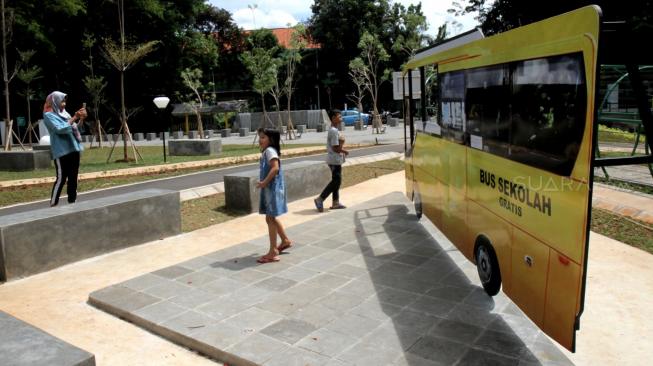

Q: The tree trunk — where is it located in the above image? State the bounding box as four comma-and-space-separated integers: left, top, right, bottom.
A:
26, 94, 32, 144
120, 70, 128, 160
1, 0, 10, 151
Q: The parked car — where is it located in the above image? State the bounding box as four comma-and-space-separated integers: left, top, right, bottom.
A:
341, 109, 370, 126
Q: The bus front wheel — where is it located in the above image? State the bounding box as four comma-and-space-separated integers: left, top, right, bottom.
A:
413, 190, 422, 220
475, 241, 501, 296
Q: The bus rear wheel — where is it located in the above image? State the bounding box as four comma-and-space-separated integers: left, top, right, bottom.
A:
414, 190, 422, 220
475, 241, 501, 296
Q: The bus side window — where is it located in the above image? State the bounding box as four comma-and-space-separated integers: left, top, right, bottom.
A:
440, 71, 466, 143
509, 54, 586, 176
465, 65, 511, 156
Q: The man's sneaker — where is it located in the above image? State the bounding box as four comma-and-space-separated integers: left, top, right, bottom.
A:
314, 198, 324, 212
330, 203, 346, 209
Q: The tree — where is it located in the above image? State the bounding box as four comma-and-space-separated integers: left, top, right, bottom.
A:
282, 24, 308, 139
16, 49, 41, 145
354, 32, 390, 134
180, 68, 211, 138
1, 0, 21, 150
81, 34, 107, 148
450, 1, 653, 36
269, 73, 285, 130
388, 3, 431, 60
241, 47, 278, 130
102, 0, 159, 162
348, 58, 369, 126
321, 72, 338, 110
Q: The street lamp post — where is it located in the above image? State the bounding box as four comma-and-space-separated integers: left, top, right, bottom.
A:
153, 96, 170, 163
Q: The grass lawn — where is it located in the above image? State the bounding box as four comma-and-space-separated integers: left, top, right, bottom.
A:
0, 144, 319, 181
598, 124, 638, 144
591, 208, 653, 255
181, 158, 406, 232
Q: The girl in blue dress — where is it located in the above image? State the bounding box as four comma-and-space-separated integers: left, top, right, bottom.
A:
256, 128, 292, 263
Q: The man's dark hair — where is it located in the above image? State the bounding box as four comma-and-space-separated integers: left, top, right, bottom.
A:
328, 109, 341, 120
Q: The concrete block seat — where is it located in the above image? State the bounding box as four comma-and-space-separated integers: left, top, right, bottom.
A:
0, 151, 51, 171
0, 189, 181, 282
168, 138, 222, 156
0, 310, 95, 366
224, 160, 330, 213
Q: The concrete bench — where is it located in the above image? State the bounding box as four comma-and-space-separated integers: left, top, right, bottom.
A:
220, 129, 231, 138
224, 160, 331, 213
0, 151, 51, 171
0, 189, 181, 282
146, 132, 157, 141
168, 138, 222, 156
0, 310, 96, 366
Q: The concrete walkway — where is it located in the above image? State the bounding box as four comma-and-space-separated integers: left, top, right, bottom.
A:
0, 172, 651, 365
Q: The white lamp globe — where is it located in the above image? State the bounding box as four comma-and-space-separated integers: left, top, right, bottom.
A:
153, 96, 170, 110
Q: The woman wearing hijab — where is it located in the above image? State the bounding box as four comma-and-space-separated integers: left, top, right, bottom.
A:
43, 91, 87, 206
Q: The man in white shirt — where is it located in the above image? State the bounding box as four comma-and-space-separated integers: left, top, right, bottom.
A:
314, 109, 349, 212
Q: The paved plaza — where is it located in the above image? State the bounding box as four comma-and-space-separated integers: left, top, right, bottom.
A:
89, 192, 571, 366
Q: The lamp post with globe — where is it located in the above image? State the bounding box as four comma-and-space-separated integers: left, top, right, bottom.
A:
153, 96, 170, 162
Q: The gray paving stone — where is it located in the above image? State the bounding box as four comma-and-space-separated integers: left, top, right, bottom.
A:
347, 298, 402, 322
142, 280, 194, 300
152, 265, 193, 279
226, 268, 271, 283
227, 333, 290, 365
299, 257, 341, 272
190, 323, 251, 350
335, 338, 402, 365
335, 243, 372, 255
253, 276, 298, 292
457, 348, 519, 366
297, 328, 359, 358
474, 329, 530, 359
324, 313, 383, 339
254, 283, 321, 315
407, 335, 471, 365
199, 277, 245, 296
175, 270, 219, 287
392, 253, 431, 266
288, 303, 340, 328
160, 310, 219, 337
122, 273, 169, 291
167, 288, 217, 309
392, 309, 440, 335
425, 284, 475, 303
319, 291, 367, 312
89, 285, 159, 313
0, 310, 96, 366
221, 307, 283, 333
374, 287, 420, 307
464, 288, 511, 312
407, 296, 457, 317
428, 318, 484, 344
336, 278, 381, 298
393, 353, 442, 366
326, 264, 369, 278
264, 346, 331, 366
311, 239, 348, 250
276, 265, 320, 282
362, 322, 422, 353
319, 249, 357, 262
196, 298, 247, 321
303, 273, 351, 290
446, 303, 501, 329
260, 318, 318, 345
229, 285, 276, 307
133, 300, 186, 325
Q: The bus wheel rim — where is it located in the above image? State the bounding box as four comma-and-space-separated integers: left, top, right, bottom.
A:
478, 247, 492, 283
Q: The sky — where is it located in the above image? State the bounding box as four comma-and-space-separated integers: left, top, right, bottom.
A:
208, 0, 481, 36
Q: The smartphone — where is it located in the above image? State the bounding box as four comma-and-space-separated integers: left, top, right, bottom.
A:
82, 102, 86, 109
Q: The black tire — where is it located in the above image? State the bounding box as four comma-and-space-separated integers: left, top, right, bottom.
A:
414, 190, 422, 220
475, 241, 501, 296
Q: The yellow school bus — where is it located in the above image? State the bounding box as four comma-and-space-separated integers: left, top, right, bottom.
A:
403, 5, 653, 351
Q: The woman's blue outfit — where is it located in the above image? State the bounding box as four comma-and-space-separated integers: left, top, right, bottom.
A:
259, 147, 287, 217
43, 91, 83, 206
